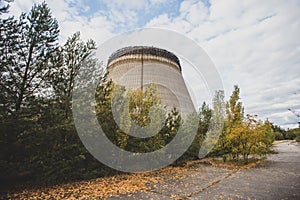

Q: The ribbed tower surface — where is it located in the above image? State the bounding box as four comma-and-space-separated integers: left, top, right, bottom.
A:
107, 46, 195, 117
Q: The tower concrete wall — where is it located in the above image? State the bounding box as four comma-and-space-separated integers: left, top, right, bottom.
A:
107, 46, 195, 117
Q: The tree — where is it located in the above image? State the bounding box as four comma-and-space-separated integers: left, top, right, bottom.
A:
294, 129, 300, 142
0, 2, 115, 186
257, 119, 274, 155
213, 86, 274, 162
49, 32, 99, 119
202, 90, 225, 156
187, 102, 212, 158
95, 81, 181, 153
122, 84, 166, 152
161, 107, 182, 144
272, 124, 286, 140
213, 86, 244, 159
0, 2, 59, 114
198, 102, 212, 135
226, 85, 244, 125
237, 114, 257, 160
286, 130, 296, 140
0, 3, 60, 183
128, 84, 162, 127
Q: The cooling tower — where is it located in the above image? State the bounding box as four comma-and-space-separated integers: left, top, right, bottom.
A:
107, 46, 195, 117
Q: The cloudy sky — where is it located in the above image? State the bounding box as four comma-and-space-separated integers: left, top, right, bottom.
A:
3, 0, 300, 129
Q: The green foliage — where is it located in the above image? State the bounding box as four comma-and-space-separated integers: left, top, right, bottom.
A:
198, 102, 212, 136
286, 129, 297, 140
212, 86, 274, 162
0, 2, 110, 187
0, 1, 60, 185
199, 91, 225, 158
213, 86, 244, 158
274, 131, 284, 140
285, 128, 300, 141
186, 102, 211, 158
295, 129, 300, 142
226, 85, 244, 124
272, 124, 286, 140
49, 32, 100, 119
0, 2, 59, 113
95, 81, 179, 153
18, 122, 115, 183
0, 1, 280, 188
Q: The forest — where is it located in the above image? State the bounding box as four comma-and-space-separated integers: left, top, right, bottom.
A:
1, 1, 298, 189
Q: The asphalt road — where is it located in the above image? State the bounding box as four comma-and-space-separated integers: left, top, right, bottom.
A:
110, 141, 300, 200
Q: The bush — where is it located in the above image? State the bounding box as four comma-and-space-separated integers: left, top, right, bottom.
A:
274, 131, 284, 140
293, 128, 300, 142
286, 130, 296, 140
0, 116, 118, 187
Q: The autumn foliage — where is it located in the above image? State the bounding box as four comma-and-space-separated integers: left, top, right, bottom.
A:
0, 2, 275, 191
212, 86, 274, 162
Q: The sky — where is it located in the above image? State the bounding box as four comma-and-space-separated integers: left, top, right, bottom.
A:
3, 0, 300, 129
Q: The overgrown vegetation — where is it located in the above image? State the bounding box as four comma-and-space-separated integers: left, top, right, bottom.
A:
287, 128, 300, 142
0, 2, 110, 187
272, 124, 300, 141
211, 86, 274, 162
0, 1, 280, 189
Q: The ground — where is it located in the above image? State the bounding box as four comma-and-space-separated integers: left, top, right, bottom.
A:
3, 141, 300, 199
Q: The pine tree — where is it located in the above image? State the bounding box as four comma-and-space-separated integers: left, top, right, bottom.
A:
49, 32, 99, 119
0, 2, 59, 114
200, 90, 225, 158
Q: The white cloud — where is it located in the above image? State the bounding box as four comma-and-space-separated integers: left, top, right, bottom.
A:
149, 0, 167, 4
103, 0, 147, 10
4, 0, 115, 44
4, 0, 300, 129
180, 0, 209, 24
146, 0, 210, 31
146, 0, 300, 129
146, 14, 170, 27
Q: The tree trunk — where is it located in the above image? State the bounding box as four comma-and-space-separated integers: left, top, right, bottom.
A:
16, 43, 34, 111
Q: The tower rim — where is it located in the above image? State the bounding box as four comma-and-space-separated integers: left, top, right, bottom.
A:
107, 46, 181, 71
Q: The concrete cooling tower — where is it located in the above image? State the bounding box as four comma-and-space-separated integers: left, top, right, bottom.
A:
107, 46, 195, 117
